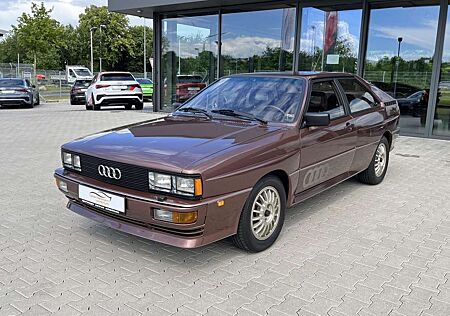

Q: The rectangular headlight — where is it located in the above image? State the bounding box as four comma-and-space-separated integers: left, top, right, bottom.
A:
149, 172, 172, 192
154, 209, 198, 224
175, 177, 195, 195
73, 155, 81, 169
62, 152, 81, 171
63, 152, 72, 165
148, 172, 202, 197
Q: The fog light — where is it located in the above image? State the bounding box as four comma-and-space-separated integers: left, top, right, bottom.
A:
56, 179, 68, 192
153, 209, 198, 224
154, 209, 173, 222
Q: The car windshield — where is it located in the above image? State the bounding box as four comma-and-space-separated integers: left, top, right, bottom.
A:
137, 79, 152, 84
0, 79, 24, 87
101, 73, 134, 81
178, 76, 203, 83
178, 76, 306, 123
74, 80, 90, 88
74, 69, 92, 77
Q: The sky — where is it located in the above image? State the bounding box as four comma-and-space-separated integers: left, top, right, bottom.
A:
0, 0, 144, 31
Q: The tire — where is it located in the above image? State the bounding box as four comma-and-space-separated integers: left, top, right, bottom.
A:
135, 102, 144, 110
70, 98, 76, 105
124, 104, 132, 110
93, 103, 101, 111
232, 176, 286, 252
27, 98, 34, 108
357, 136, 390, 185
35, 95, 40, 105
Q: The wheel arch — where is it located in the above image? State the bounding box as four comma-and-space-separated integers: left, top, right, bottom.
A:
260, 169, 290, 201
383, 131, 393, 149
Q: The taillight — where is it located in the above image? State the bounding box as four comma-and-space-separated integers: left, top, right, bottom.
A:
17, 88, 29, 93
96, 84, 110, 89
129, 84, 140, 91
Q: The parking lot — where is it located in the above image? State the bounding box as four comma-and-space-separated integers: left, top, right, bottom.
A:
1, 102, 450, 316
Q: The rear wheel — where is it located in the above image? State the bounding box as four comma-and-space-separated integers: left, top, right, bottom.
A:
35, 94, 40, 105
124, 104, 132, 110
357, 136, 390, 185
135, 102, 144, 110
232, 176, 286, 252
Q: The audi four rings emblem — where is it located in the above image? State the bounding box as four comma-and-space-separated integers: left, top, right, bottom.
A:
98, 165, 122, 180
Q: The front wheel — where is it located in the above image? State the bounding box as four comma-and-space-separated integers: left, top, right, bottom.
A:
135, 102, 144, 110
357, 136, 390, 185
232, 176, 286, 252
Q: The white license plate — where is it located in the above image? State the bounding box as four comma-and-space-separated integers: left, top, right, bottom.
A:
188, 87, 200, 91
79, 185, 125, 214
112, 86, 127, 90
1, 90, 15, 94
80, 89, 87, 92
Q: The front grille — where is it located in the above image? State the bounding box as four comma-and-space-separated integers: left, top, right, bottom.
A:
75, 153, 149, 192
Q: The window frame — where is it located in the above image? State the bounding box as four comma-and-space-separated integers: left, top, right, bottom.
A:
302, 78, 350, 123
335, 77, 380, 115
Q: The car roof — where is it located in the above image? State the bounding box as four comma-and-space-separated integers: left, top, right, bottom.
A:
229, 71, 356, 80
99, 71, 133, 75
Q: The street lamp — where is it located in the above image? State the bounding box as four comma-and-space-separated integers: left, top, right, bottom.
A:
143, 18, 147, 78
99, 24, 106, 72
90, 26, 97, 74
393, 37, 403, 98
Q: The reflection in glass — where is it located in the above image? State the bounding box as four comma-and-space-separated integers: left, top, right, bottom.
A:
433, 9, 450, 138
221, 8, 296, 75
364, 6, 439, 136
299, 8, 361, 73
162, 15, 218, 110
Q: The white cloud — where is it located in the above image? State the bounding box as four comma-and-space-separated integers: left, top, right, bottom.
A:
0, 0, 110, 30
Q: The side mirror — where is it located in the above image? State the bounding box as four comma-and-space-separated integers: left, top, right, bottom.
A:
32, 85, 36, 88
172, 102, 183, 110
303, 112, 330, 127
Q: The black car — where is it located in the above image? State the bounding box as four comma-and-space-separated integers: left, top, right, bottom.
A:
70, 79, 91, 105
0, 78, 40, 108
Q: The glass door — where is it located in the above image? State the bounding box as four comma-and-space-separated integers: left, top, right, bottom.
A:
364, 5, 440, 136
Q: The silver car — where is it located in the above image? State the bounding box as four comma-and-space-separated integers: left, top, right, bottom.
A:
0, 78, 40, 108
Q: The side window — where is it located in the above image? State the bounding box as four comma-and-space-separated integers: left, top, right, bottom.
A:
25, 79, 31, 87
339, 79, 377, 113
69, 69, 76, 77
307, 81, 345, 120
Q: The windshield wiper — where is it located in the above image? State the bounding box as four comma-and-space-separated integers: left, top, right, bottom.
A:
211, 109, 267, 125
177, 107, 212, 120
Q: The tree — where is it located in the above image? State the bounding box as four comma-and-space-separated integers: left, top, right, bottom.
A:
13, 2, 65, 69
77, 5, 135, 71
125, 25, 154, 73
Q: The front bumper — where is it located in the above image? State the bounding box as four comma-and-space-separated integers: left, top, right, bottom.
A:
54, 168, 249, 248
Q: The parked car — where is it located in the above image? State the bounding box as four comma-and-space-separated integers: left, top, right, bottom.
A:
397, 90, 427, 116
165, 75, 207, 103
84, 72, 143, 111
70, 79, 91, 105
55, 72, 400, 252
0, 78, 40, 108
136, 78, 153, 101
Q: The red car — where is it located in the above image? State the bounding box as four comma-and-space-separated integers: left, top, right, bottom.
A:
165, 75, 207, 103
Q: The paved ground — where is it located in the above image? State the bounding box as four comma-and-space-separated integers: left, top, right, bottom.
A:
1, 102, 450, 316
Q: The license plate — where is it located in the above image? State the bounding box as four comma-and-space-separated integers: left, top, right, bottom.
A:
188, 87, 200, 91
80, 89, 87, 92
112, 86, 127, 90
79, 185, 125, 214
1, 90, 14, 94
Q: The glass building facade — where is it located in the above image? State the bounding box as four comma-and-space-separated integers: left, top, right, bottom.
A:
110, 0, 450, 140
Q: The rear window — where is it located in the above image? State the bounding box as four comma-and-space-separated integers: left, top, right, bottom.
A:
74, 80, 91, 88
137, 79, 153, 84
0, 79, 25, 87
177, 76, 203, 83
100, 73, 134, 81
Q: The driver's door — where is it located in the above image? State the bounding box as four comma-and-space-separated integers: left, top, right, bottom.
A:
296, 79, 357, 194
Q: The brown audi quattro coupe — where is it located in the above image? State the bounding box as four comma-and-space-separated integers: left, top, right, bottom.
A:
55, 72, 400, 252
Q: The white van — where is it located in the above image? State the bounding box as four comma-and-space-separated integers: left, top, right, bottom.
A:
66, 66, 93, 84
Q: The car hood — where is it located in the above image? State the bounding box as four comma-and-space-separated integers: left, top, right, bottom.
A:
62, 115, 282, 174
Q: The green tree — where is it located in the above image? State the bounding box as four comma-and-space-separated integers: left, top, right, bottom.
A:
125, 25, 154, 73
13, 2, 65, 69
77, 5, 135, 71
